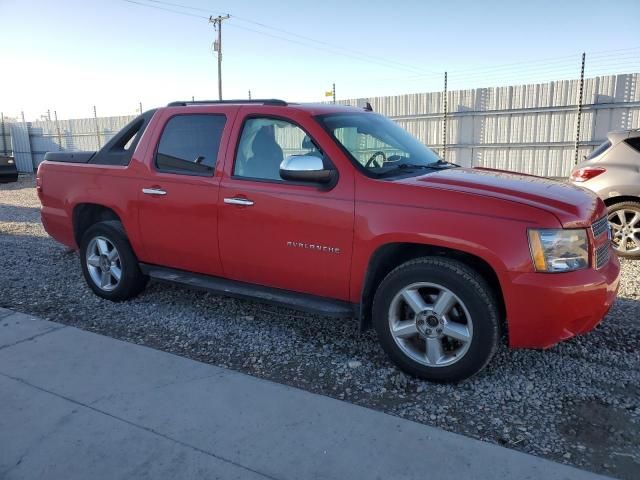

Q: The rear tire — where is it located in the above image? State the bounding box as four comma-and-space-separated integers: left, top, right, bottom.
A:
607, 201, 640, 259
79, 221, 148, 301
372, 257, 500, 383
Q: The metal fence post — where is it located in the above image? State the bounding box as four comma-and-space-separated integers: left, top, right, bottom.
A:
54, 110, 63, 151
19, 110, 36, 172
574, 52, 586, 165
1, 112, 6, 155
93, 105, 101, 149
442, 71, 448, 161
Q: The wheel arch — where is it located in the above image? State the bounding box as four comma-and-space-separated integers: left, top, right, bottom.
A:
72, 203, 123, 247
603, 195, 640, 207
358, 242, 506, 335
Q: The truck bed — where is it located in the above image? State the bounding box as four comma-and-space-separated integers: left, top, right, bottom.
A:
42, 109, 156, 167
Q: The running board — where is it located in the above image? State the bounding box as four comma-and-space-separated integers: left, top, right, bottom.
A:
139, 264, 356, 318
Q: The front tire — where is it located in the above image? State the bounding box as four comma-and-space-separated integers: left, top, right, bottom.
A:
79, 221, 148, 301
607, 201, 640, 258
372, 257, 500, 383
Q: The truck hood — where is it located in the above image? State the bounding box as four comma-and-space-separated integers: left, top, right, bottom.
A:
398, 167, 604, 227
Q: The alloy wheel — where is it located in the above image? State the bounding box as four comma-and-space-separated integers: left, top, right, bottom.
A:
86, 236, 122, 291
608, 209, 640, 253
388, 282, 473, 367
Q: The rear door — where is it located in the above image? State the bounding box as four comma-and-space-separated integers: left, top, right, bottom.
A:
217, 107, 355, 301
136, 107, 236, 275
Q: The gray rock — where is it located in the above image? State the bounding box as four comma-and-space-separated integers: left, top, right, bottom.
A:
2, 175, 639, 480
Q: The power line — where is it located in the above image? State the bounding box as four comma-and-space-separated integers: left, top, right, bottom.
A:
123, 0, 439, 75
121, 0, 640, 96
123, 0, 206, 19
210, 14, 230, 100
395, 47, 640, 81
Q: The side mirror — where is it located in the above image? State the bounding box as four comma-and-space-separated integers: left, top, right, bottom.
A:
279, 155, 335, 183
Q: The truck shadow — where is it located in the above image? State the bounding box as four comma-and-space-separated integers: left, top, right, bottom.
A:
0, 204, 41, 224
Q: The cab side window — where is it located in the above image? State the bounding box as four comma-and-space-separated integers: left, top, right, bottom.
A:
234, 117, 321, 181
156, 114, 226, 176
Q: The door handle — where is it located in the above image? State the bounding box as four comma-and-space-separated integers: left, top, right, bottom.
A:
224, 197, 254, 206
142, 187, 167, 196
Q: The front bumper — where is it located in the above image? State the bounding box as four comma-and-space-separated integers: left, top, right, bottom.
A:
504, 252, 621, 349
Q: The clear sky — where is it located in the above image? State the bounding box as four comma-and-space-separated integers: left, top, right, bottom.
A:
1, 0, 639, 120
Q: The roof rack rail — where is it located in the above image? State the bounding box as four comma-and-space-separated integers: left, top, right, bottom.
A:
167, 99, 287, 107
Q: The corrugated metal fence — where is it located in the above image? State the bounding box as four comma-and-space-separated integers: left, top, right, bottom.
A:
4, 72, 640, 176
27, 115, 137, 167
341, 73, 640, 176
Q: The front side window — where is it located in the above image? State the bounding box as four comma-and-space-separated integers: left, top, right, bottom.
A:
156, 114, 226, 175
316, 113, 442, 177
234, 117, 322, 181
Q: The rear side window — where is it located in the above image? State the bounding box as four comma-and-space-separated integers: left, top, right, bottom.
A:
625, 136, 640, 153
156, 114, 226, 175
586, 140, 611, 160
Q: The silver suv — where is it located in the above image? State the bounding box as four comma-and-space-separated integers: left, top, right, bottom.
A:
570, 129, 640, 258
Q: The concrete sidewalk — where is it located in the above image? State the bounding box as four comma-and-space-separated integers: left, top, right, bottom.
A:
0, 308, 609, 480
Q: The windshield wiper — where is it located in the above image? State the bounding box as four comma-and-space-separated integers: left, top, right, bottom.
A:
377, 163, 438, 177
433, 159, 461, 168
393, 163, 434, 170
379, 161, 459, 178
391, 161, 455, 171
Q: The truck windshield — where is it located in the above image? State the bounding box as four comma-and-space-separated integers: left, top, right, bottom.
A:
316, 112, 444, 177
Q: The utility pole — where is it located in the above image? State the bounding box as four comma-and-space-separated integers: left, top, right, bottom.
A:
248, 89, 252, 100
332, 83, 336, 104
209, 14, 230, 101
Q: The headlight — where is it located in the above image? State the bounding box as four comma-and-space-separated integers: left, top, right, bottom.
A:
528, 229, 589, 272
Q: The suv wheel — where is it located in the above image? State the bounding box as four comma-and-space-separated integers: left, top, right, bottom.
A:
372, 257, 500, 383
80, 221, 148, 301
607, 201, 640, 258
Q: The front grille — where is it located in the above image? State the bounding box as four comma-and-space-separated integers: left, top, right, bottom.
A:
592, 216, 609, 238
595, 243, 611, 269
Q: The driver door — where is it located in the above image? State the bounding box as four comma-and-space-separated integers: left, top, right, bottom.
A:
218, 110, 355, 301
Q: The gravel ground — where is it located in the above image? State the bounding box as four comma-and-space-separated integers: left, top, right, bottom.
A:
2, 176, 639, 479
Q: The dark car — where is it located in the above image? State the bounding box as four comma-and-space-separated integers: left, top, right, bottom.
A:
0, 155, 18, 183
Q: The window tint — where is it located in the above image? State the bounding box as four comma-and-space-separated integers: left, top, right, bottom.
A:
316, 113, 440, 177
234, 117, 321, 181
586, 140, 611, 160
156, 114, 226, 175
625, 136, 640, 154
332, 126, 409, 167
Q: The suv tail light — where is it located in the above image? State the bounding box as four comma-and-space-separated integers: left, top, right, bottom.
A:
570, 167, 606, 182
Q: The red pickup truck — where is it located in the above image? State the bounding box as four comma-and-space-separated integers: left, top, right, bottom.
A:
37, 99, 620, 382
